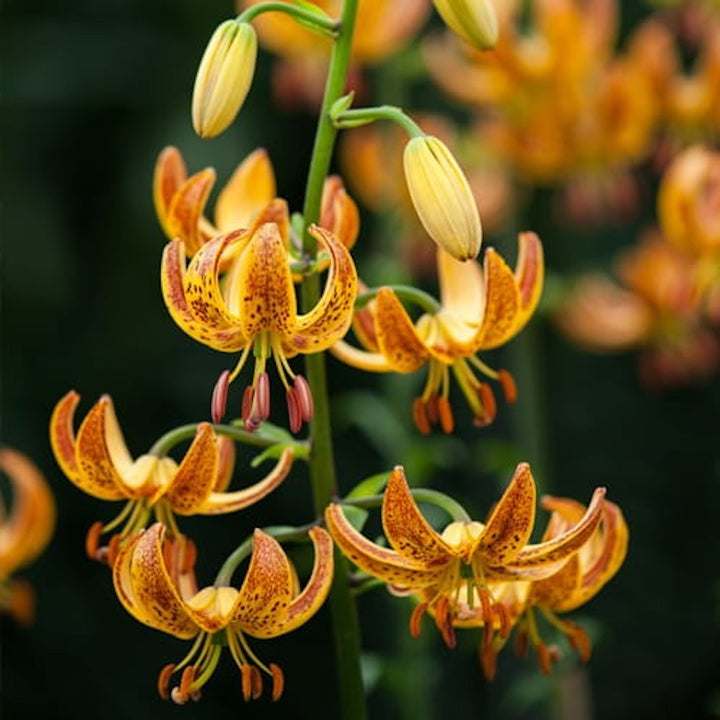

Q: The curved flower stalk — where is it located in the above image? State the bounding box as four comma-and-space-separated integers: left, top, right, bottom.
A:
161, 200, 358, 431
50, 391, 293, 562
0, 447, 55, 625
113, 522, 333, 703
332, 233, 543, 432
325, 464, 609, 672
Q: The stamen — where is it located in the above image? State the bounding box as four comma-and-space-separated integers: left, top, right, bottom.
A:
286, 386, 302, 434
412, 398, 431, 435
157, 664, 175, 700
228, 342, 254, 384
240, 664, 253, 702
497, 369, 517, 404
565, 621, 592, 662
495, 602, 512, 640
515, 626, 529, 657
409, 601, 428, 638
293, 375, 314, 423
479, 642, 498, 681
241, 385, 253, 423
478, 589, 494, 650
437, 396, 454, 434
426, 393, 440, 424
270, 663, 284, 701
170, 666, 195, 704
250, 666, 263, 699
536, 642, 552, 675
85, 521, 104, 561
211, 370, 231, 423
244, 372, 270, 431
433, 596, 457, 649
107, 534, 121, 567
474, 384, 497, 426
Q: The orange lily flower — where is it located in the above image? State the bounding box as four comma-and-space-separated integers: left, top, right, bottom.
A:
113, 522, 333, 703
325, 464, 606, 653
332, 233, 543, 432
154, 146, 358, 258
50, 391, 293, 562
161, 200, 358, 431
0, 447, 55, 625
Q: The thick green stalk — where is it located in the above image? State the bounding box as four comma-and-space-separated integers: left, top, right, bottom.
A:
299, 1, 366, 718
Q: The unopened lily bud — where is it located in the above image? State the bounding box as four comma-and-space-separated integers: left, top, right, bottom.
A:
433, 0, 499, 50
192, 20, 257, 139
403, 135, 482, 261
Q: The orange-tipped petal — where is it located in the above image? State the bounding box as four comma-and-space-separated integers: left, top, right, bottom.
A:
320, 176, 360, 252
215, 149, 276, 233
162, 423, 219, 514
49, 391, 81, 482
514, 232, 544, 328
167, 169, 217, 256
213, 435, 236, 493
154, 146, 188, 238
198, 447, 293, 514
473, 463, 536, 565
286, 225, 358, 354
232, 530, 295, 635
112, 524, 199, 639
381, 467, 454, 566
325, 503, 446, 589
0, 448, 56, 576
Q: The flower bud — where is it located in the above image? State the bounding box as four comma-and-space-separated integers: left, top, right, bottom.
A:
403, 135, 482, 261
433, 0, 498, 50
192, 20, 257, 139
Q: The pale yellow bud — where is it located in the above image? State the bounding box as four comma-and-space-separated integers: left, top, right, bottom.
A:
403, 136, 482, 261
433, 0, 499, 50
192, 20, 257, 139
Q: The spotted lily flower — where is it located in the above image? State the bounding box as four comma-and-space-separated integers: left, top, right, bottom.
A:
325, 464, 605, 652
113, 522, 333, 703
0, 447, 55, 625
332, 233, 543, 432
161, 200, 358, 431
154, 146, 358, 258
50, 391, 293, 562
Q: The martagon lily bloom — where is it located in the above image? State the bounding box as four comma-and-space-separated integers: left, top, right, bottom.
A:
0, 447, 55, 625
161, 199, 358, 431
325, 463, 607, 663
332, 233, 543, 432
50, 391, 293, 562
113, 522, 333, 703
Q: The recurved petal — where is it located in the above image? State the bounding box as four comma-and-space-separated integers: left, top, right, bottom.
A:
232, 529, 295, 635
474, 248, 522, 350
72, 396, 131, 500
514, 232, 544, 330
154, 146, 188, 238
256, 526, 334, 638
162, 423, 219, 514
286, 225, 358, 354
215, 148, 276, 234
373, 287, 430, 372
526, 553, 581, 609
49, 391, 81, 482
198, 447, 293, 514
112, 524, 199, 639
213, 435, 236, 493
329, 339, 394, 373
473, 463, 536, 566
382, 467, 454, 566
320, 176, 360, 252
167, 169, 217, 256
0, 448, 56, 576
325, 503, 446, 589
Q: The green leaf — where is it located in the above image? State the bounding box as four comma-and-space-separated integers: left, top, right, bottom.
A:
341, 505, 370, 532
347, 471, 391, 499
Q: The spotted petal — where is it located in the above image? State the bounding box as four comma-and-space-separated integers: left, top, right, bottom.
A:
112, 524, 198, 639
325, 503, 446, 589
49, 391, 82, 484
514, 232, 544, 330
167, 169, 217, 256
154, 146, 188, 238
382, 466, 454, 566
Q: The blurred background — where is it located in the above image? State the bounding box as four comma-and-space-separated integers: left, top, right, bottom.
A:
3, 0, 720, 718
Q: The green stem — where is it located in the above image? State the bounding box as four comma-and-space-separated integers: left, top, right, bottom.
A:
355, 284, 440, 313
339, 489, 471, 523
332, 105, 424, 137
237, 2, 339, 35
299, 1, 366, 717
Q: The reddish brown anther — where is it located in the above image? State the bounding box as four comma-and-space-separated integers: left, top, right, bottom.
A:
270, 663, 284, 701
536, 641, 552, 674
211, 370, 231, 423
242, 373, 271, 431
85, 521, 104, 561
250, 666, 263, 699
412, 398, 431, 435
240, 664, 253, 701
474, 384, 497, 426
479, 641, 498, 681
478, 589, 494, 649
515, 627, 529, 658
158, 664, 176, 700
433, 596, 457, 649
106, 535, 121, 567
293, 375, 314, 423
495, 602, 512, 640
497, 369, 518, 404
286, 386, 302, 434
566, 621, 592, 662
437, 396, 454, 433
409, 601, 428, 638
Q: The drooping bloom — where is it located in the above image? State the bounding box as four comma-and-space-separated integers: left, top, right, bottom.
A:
332, 233, 543, 432
432, 0, 498, 50
154, 145, 358, 259
113, 522, 333, 703
161, 200, 358, 431
50, 391, 293, 562
325, 464, 607, 660
192, 20, 258, 139
0, 447, 55, 625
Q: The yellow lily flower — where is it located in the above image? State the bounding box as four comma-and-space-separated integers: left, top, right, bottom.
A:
332, 233, 543, 432
113, 522, 333, 703
50, 391, 293, 562
154, 146, 358, 258
325, 464, 606, 653
161, 200, 358, 431
0, 447, 55, 625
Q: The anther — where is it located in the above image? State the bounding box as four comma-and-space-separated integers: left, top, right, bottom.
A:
286, 386, 302, 434
157, 664, 176, 700
211, 370, 231, 423
409, 601, 428, 638
479, 642, 498, 681
254, 372, 270, 421
426, 393, 440, 424
412, 398, 431, 435
270, 663, 284, 701
241, 664, 253, 702
250, 665, 263, 699
437, 396, 454, 434
497, 369, 518, 404
474, 384, 497, 426
565, 621, 592, 662
433, 597, 457, 649
106, 534, 121, 567
241, 385, 253, 423
179, 665, 195, 699
495, 602, 512, 640
515, 627, 529, 658
293, 375, 314, 423
85, 521, 104, 561
536, 642, 552, 674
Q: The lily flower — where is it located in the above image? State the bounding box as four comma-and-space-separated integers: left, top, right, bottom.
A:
0, 447, 55, 625
331, 233, 543, 432
325, 464, 606, 651
161, 200, 358, 431
50, 391, 293, 562
113, 522, 333, 703
154, 146, 358, 258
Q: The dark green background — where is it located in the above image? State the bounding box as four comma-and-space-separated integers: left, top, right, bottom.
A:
3, 1, 720, 718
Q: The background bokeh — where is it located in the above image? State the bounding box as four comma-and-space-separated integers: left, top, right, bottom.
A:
3, 1, 720, 718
